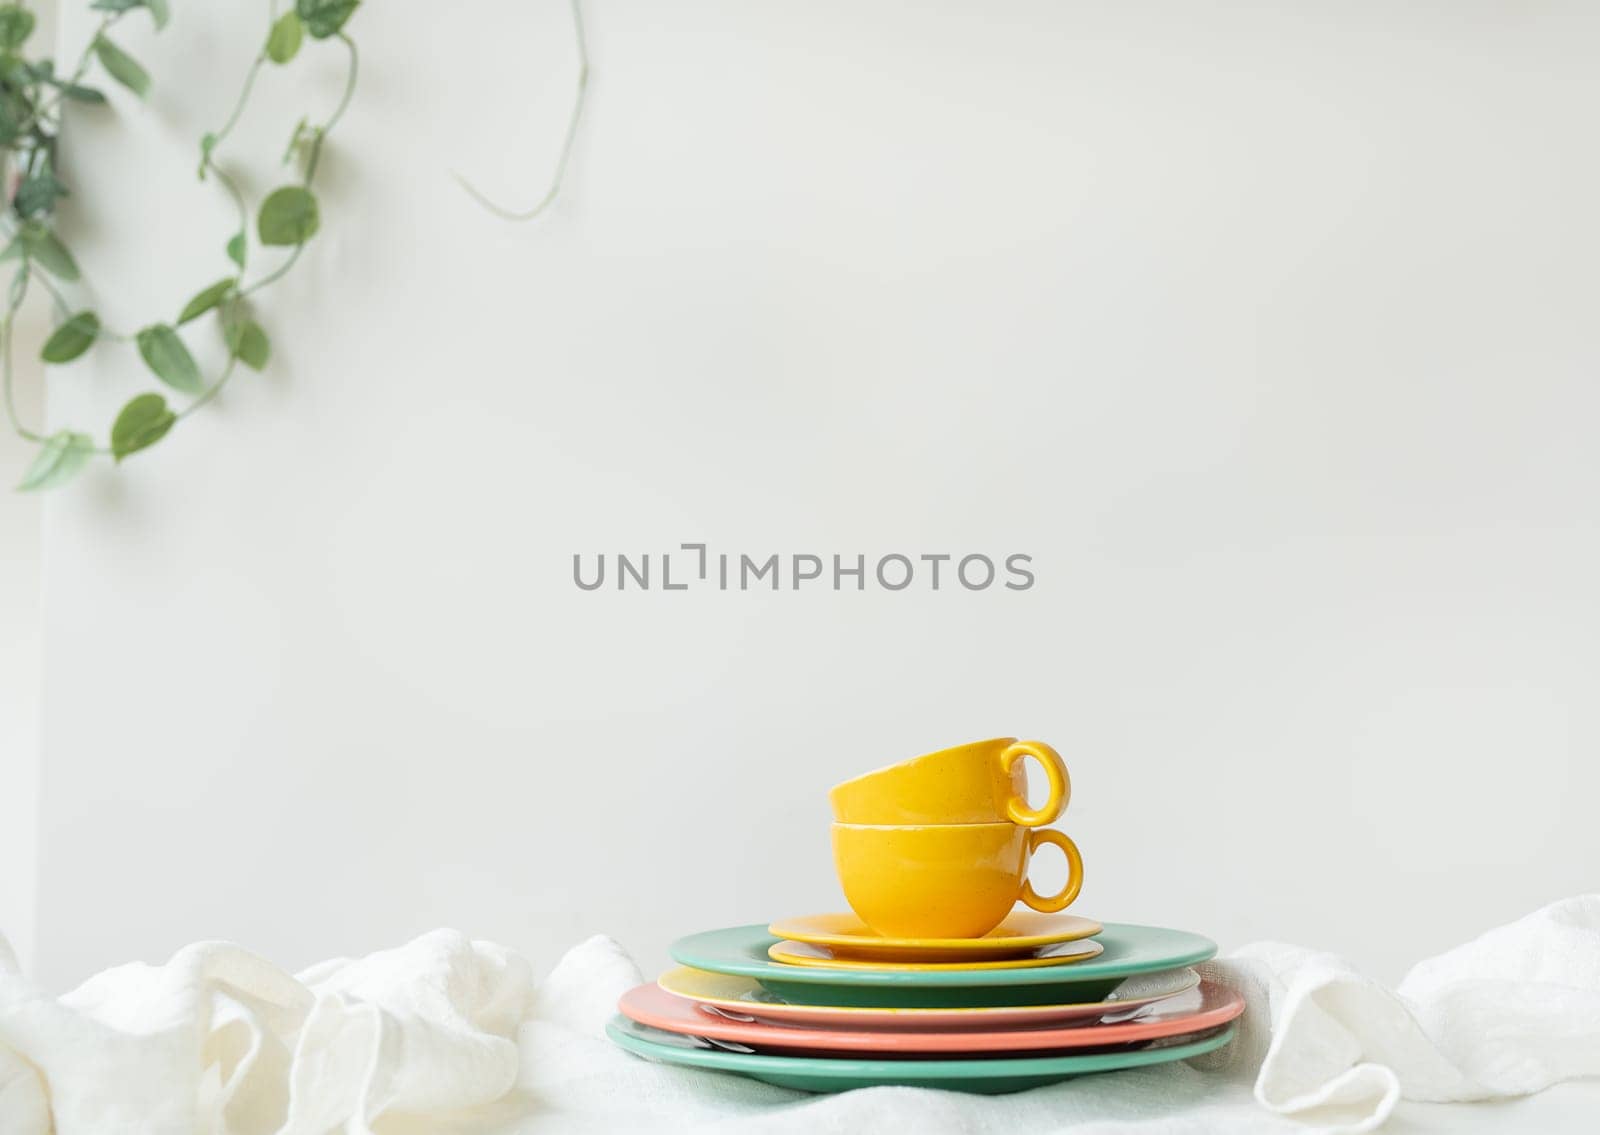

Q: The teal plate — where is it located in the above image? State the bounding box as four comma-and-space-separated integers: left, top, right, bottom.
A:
669, 923, 1216, 1008
607, 1016, 1237, 1094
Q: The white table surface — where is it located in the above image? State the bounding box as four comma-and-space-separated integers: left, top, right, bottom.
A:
1382, 1079, 1600, 1134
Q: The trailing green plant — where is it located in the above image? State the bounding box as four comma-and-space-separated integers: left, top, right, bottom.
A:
0, 0, 361, 490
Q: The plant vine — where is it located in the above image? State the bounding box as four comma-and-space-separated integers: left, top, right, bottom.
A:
0, 0, 363, 490
453, 0, 587, 222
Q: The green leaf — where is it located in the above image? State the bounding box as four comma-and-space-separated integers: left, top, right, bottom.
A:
225, 232, 246, 268
89, 0, 168, 27
135, 324, 204, 394
177, 278, 236, 324
93, 35, 150, 98
0, 4, 34, 50
110, 393, 176, 461
296, 0, 360, 39
257, 185, 319, 246
12, 172, 69, 219
59, 84, 108, 104
37, 64, 108, 102
225, 317, 270, 370
197, 132, 216, 178
19, 225, 80, 281
18, 431, 96, 491
267, 12, 303, 63
0, 56, 27, 90
41, 312, 101, 363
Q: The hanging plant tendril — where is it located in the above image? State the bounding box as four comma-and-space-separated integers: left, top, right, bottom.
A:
0, 0, 364, 490
452, 0, 588, 222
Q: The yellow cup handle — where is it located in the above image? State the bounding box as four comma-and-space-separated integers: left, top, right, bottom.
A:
999, 740, 1070, 827
1020, 829, 1084, 913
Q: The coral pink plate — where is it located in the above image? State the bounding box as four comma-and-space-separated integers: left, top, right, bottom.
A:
618, 979, 1243, 1055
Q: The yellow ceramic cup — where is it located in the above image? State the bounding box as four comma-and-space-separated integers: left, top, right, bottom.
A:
829, 738, 1070, 827
831, 821, 1085, 939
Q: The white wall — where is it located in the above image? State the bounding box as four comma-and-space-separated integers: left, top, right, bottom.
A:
31, 0, 1600, 989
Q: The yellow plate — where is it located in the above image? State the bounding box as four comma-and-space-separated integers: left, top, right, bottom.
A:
655, 965, 1201, 1028
767, 936, 1105, 972
767, 911, 1103, 963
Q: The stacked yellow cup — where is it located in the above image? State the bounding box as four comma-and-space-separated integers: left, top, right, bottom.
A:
827, 738, 1084, 939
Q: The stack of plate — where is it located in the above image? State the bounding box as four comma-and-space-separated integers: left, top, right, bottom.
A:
608, 912, 1241, 1093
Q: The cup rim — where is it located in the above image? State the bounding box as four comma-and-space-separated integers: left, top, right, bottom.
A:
832, 821, 1026, 833
829, 737, 1019, 796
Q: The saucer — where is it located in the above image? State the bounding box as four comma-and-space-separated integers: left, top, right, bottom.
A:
767, 937, 1104, 972
620, 978, 1242, 1055
655, 965, 1202, 1029
767, 911, 1102, 962
607, 1016, 1238, 1093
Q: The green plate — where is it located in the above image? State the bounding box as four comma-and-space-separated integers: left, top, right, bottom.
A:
607, 1016, 1237, 1094
669, 923, 1216, 1008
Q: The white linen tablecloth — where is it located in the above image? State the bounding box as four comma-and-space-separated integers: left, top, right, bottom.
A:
2, 896, 1599, 1134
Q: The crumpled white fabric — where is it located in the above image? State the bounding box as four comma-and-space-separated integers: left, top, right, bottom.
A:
1207, 893, 1600, 1132
3, 897, 1600, 1134
0, 930, 532, 1135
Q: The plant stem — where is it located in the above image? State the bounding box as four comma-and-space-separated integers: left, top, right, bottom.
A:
211, 52, 268, 154
21, 14, 116, 133
209, 165, 251, 271
246, 32, 359, 297
178, 353, 238, 420
453, 0, 589, 221
240, 242, 301, 298
1, 268, 44, 444
302, 32, 359, 184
